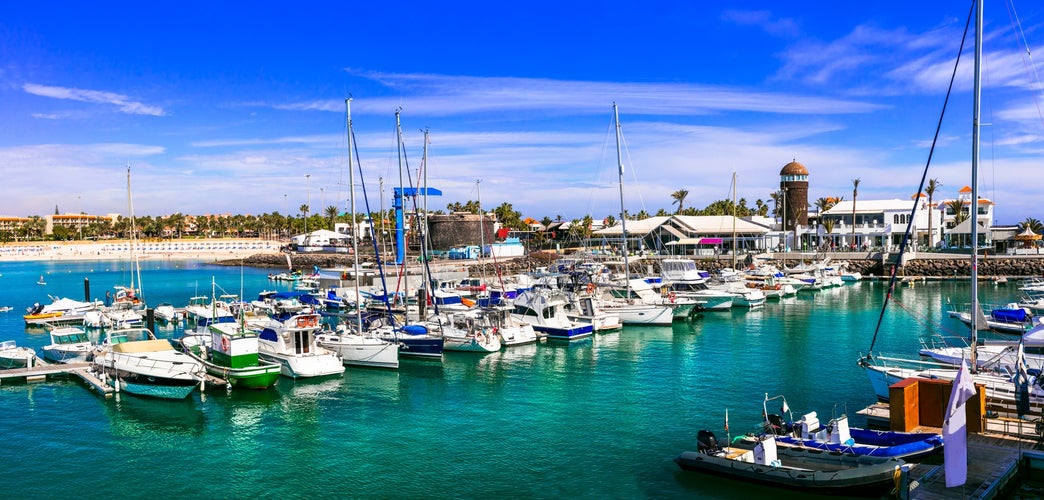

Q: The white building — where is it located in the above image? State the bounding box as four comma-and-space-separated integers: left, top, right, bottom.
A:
818, 195, 941, 251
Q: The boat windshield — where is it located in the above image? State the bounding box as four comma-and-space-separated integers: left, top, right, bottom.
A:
59, 333, 90, 344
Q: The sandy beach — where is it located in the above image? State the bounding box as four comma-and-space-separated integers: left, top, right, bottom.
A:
0, 239, 283, 263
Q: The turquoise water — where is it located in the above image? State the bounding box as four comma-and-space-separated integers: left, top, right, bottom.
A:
0, 260, 1017, 498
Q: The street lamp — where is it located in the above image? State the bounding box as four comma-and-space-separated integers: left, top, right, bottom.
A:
78, 195, 83, 240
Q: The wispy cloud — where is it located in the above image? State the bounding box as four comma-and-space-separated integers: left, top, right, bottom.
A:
22, 83, 165, 116
721, 9, 801, 38
266, 72, 885, 117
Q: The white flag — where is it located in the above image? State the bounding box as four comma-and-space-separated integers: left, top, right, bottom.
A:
943, 360, 977, 488
781, 400, 790, 414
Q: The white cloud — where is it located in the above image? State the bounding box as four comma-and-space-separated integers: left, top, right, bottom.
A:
22, 83, 165, 116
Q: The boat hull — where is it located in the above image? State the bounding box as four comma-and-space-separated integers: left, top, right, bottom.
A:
258, 351, 345, 379
674, 448, 902, 496
533, 324, 593, 341
318, 334, 399, 369
41, 347, 89, 364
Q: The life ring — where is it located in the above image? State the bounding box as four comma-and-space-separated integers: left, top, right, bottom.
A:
667, 292, 677, 303
586, 283, 595, 294
220, 336, 230, 351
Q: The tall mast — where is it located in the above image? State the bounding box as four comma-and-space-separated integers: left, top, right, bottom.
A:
347, 98, 363, 332
126, 165, 142, 300
395, 110, 409, 309
613, 102, 630, 294
732, 172, 738, 269
970, 0, 983, 368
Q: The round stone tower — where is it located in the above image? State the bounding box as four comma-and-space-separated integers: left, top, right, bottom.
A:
779, 160, 809, 231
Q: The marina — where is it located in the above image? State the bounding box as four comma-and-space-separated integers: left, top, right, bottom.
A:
1, 256, 1044, 498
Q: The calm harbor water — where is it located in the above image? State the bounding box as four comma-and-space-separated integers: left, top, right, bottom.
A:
0, 259, 1013, 498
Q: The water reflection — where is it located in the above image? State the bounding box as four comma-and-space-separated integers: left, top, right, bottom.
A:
106, 395, 207, 444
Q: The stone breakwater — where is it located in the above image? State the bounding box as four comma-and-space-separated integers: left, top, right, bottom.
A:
220, 251, 1044, 278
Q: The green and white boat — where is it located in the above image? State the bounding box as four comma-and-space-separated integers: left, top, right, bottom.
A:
181, 321, 281, 390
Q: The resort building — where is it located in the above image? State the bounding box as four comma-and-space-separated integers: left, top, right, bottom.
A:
590, 215, 773, 255
936, 185, 995, 249
0, 216, 31, 234
43, 213, 117, 236
817, 196, 940, 252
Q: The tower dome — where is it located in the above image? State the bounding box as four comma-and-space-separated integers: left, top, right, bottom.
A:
780, 160, 809, 176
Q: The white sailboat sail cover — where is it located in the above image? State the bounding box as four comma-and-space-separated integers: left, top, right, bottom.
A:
943, 360, 977, 488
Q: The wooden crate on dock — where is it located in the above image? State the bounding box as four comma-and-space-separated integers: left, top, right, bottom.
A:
889, 377, 984, 433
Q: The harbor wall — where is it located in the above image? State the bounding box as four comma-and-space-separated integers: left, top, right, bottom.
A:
228, 250, 1044, 278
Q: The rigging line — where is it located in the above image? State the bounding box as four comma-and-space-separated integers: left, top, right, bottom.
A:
889, 295, 963, 338
1004, 0, 1044, 131
864, 0, 976, 359
351, 116, 396, 327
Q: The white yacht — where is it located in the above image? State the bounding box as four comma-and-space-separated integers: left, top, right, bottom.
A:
250, 312, 345, 379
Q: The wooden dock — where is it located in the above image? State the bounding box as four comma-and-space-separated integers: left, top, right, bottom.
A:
858, 402, 1043, 499
905, 432, 1035, 499
0, 361, 114, 397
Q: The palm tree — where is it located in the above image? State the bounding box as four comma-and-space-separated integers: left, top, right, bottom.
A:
851, 178, 860, 250
1018, 217, 1044, 234
670, 189, 689, 214
325, 205, 339, 230
925, 178, 941, 249
946, 199, 967, 247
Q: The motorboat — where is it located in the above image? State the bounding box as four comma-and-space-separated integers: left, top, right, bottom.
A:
675, 430, 903, 496
435, 310, 503, 353
91, 327, 205, 400
154, 303, 178, 323
0, 340, 38, 369
316, 324, 399, 369
41, 326, 93, 364
759, 394, 943, 460
250, 312, 345, 379
179, 322, 282, 389
511, 288, 594, 340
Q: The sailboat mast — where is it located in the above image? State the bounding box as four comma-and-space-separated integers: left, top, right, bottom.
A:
126, 165, 142, 300
347, 98, 363, 332
732, 172, 738, 269
395, 110, 409, 310
613, 103, 630, 288
970, 0, 983, 366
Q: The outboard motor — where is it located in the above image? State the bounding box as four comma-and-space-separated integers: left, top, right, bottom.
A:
697, 430, 720, 453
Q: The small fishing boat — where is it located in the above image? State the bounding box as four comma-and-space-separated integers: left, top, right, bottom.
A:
759, 394, 943, 460
674, 429, 903, 496
41, 326, 93, 364
180, 321, 281, 389
0, 306, 13, 313
0, 340, 38, 369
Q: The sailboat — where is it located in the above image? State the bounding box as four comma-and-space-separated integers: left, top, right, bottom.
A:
440, 180, 503, 353
372, 109, 444, 358
90, 167, 206, 400
595, 103, 675, 326
315, 98, 400, 369
859, 1, 1043, 411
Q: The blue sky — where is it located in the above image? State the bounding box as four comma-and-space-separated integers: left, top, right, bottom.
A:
3, 1, 1044, 224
